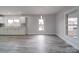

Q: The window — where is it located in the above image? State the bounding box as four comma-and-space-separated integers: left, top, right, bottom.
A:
39, 16, 44, 31
66, 9, 78, 38
14, 19, 19, 23
65, 9, 79, 38
8, 19, 13, 24
68, 17, 78, 38
8, 18, 20, 26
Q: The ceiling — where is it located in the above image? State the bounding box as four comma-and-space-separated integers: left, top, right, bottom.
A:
0, 6, 64, 15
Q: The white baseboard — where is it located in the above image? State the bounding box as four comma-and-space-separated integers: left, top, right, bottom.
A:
27, 33, 56, 35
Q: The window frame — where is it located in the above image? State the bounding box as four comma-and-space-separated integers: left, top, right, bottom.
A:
65, 8, 78, 38
38, 16, 44, 31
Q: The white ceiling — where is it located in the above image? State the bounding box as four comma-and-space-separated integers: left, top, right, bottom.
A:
0, 6, 64, 15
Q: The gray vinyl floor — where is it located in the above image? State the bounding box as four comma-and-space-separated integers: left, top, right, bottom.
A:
0, 35, 79, 53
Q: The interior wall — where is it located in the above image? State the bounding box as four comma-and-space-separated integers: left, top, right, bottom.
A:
56, 6, 79, 50
26, 14, 56, 34
0, 14, 56, 35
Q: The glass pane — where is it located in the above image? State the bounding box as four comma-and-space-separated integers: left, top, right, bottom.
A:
68, 18, 77, 24
14, 19, 20, 23
39, 18, 44, 31
39, 19, 44, 25
39, 26, 44, 31
8, 20, 13, 24
68, 17, 78, 38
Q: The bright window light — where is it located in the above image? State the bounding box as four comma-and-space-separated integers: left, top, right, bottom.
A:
8, 19, 13, 24
39, 19, 44, 24
68, 18, 77, 24
68, 17, 78, 38
39, 26, 44, 31
39, 16, 44, 31
14, 19, 19, 23
7, 18, 20, 26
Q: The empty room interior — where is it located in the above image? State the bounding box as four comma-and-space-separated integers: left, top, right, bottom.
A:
0, 6, 79, 53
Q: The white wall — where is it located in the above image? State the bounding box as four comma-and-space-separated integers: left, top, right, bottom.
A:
0, 15, 56, 35
56, 6, 79, 50
26, 15, 56, 34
